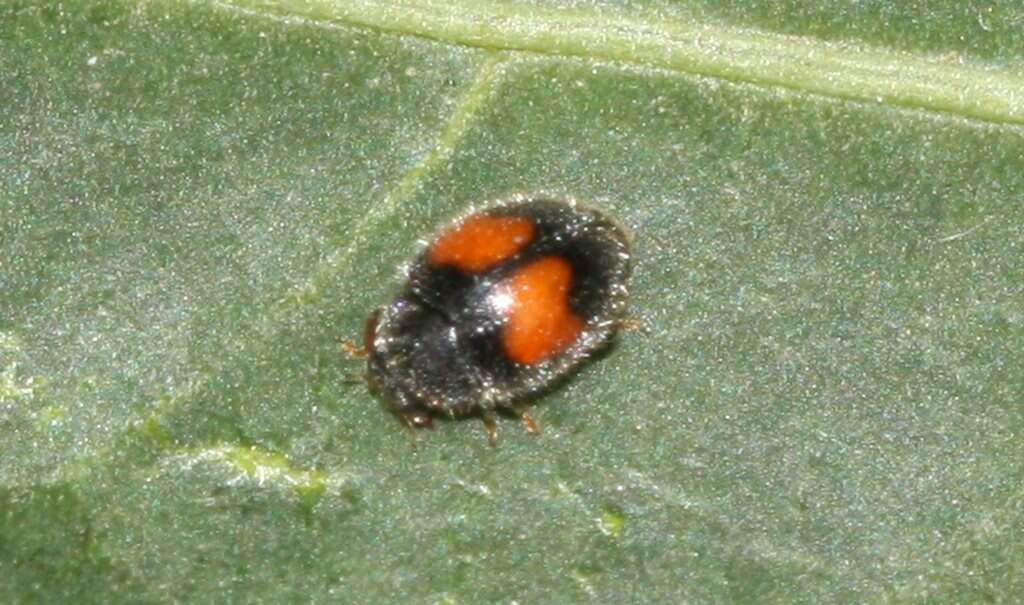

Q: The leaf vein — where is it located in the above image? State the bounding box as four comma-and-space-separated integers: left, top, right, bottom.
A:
224, 0, 1024, 125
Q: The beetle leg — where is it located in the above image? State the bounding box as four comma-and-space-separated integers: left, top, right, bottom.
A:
340, 340, 367, 358
400, 410, 434, 430
481, 414, 498, 446
616, 317, 649, 334
518, 409, 541, 434
342, 311, 380, 359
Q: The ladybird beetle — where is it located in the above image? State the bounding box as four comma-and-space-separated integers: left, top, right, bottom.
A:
364, 195, 631, 443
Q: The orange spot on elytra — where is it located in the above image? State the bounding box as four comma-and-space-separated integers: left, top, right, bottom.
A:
429, 215, 535, 273
497, 256, 584, 365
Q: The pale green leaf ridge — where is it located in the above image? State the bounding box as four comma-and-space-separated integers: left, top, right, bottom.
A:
221, 0, 1024, 125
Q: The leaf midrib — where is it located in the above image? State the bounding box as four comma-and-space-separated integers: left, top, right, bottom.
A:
221, 0, 1024, 125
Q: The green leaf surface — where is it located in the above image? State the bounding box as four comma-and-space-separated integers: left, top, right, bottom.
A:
2, 0, 1023, 601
